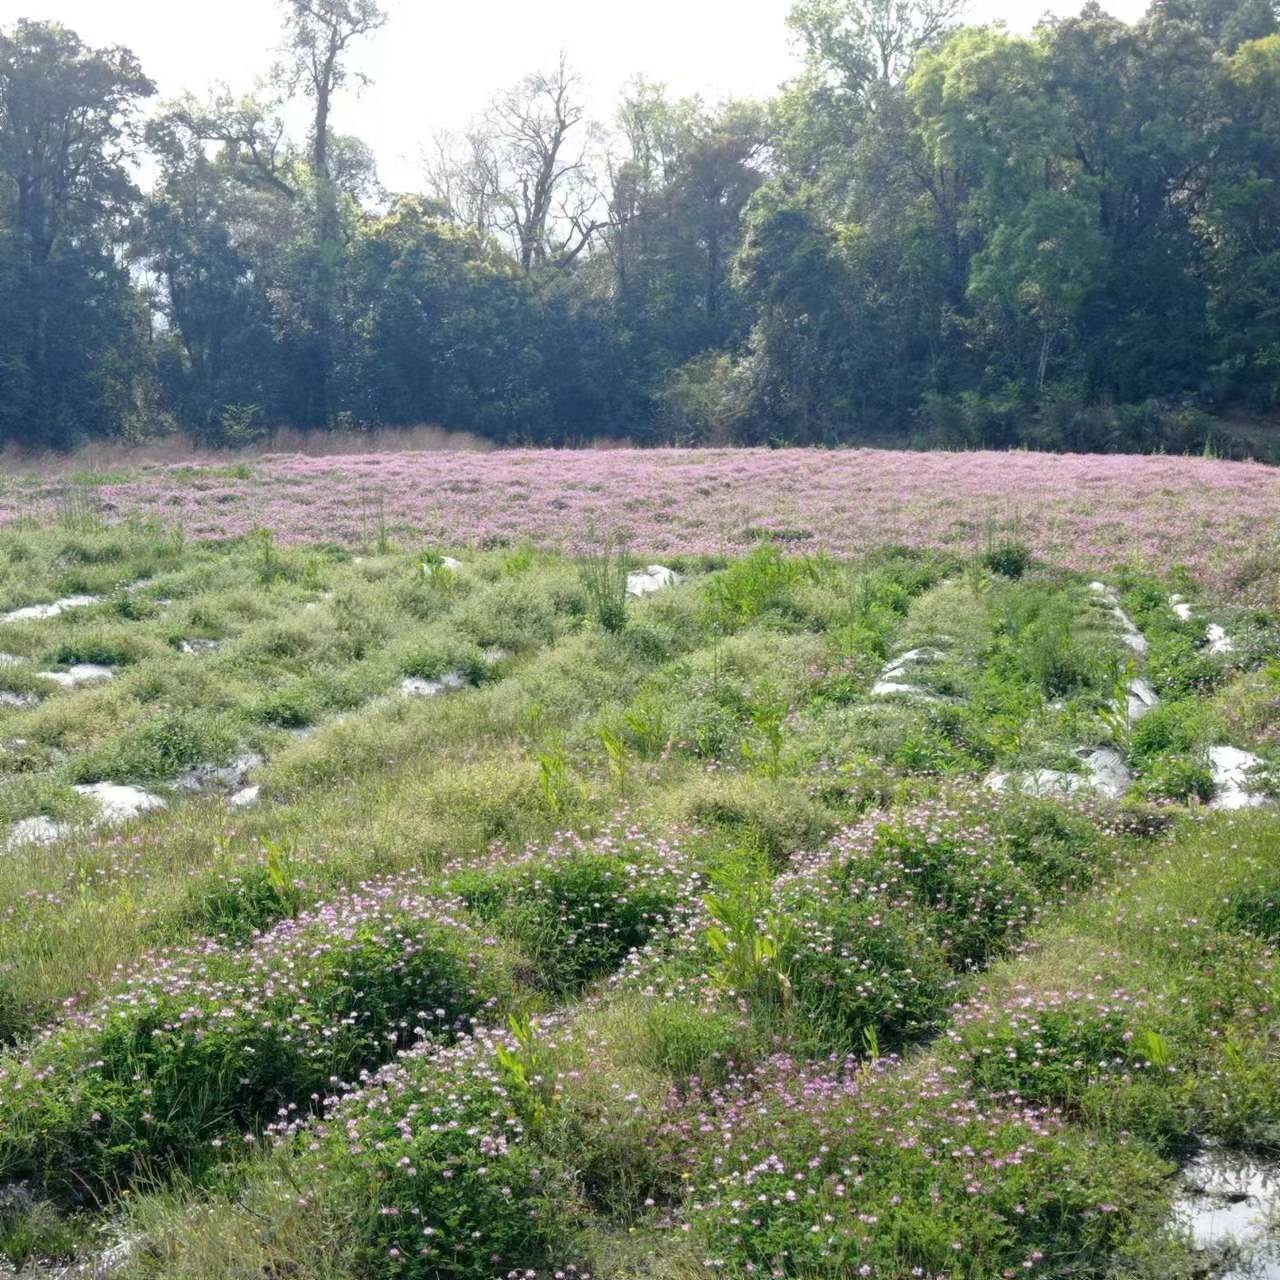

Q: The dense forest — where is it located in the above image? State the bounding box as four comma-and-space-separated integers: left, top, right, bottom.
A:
0, 0, 1278, 453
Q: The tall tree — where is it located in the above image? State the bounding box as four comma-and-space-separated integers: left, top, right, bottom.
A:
0, 20, 154, 445
279, 0, 386, 423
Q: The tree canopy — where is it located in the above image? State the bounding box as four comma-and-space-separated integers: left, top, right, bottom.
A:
0, 0, 1277, 453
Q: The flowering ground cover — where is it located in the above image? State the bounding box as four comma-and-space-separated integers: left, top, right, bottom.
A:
0, 499, 1279, 1280
2, 448, 1279, 585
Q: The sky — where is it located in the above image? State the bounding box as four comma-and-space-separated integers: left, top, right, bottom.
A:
1, 0, 1150, 192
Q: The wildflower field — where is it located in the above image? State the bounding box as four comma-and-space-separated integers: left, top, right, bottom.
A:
0, 447, 1279, 1280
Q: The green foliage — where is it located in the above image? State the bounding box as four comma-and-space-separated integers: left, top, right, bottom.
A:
579, 535, 629, 634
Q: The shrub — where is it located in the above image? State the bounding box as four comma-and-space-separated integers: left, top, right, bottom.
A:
451, 851, 683, 994
0, 879, 517, 1205
263, 1029, 584, 1280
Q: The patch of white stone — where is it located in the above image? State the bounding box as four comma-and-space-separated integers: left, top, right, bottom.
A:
1170, 594, 1236, 656
179, 638, 221, 655
35, 663, 114, 689
1126, 677, 1160, 721
1, 594, 103, 624
626, 565, 682, 597
5, 815, 72, 849
400, 671, 467, 699
986, 746, 1133, 801
176, 753, 263, 796
1207, 745, 1269, 810
0, 652, 25, 667
1205, 623, 1235, 656
228, 785, 260, 809
0, 691, 36, 709
1088, 582, 1148, 655
71, 782, 166, 823
871, 646, 948, 700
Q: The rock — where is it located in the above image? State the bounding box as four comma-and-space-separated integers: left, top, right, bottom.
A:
1206, 623, 1235, 656
179, 638, 221, 655
4, 815, 73, 850
1172, 1150, 1280, 1264
1208, 745, 1268, 810
985, 746, 1131, 801
2, 594, 102, 624
1088, 582, 1148, 654
35, 663, 114, 688
72, 782, 165, 823
1170, 593, 1195, 622
1076, 746, 1132, 797
400, 671, 467, 699
881, 647, 946, 679
228, 784, 260, 809
1127, 677, 1160, 721
175, 753, 262, 795
626, 565, 682, 597
0, 690, 36, 708
422, 556, 463, 576
871, 647, 948, 699
0, 652, 25, 667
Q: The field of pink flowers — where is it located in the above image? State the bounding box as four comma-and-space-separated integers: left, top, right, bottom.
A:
4, 447, 1278, 580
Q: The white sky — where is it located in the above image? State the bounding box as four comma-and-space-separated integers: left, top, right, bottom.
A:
2, 0, 1149, 191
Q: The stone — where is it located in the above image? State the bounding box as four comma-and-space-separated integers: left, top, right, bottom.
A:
400, 671, 467, 698
5, 815, 73, 850
1206, 623, 1235, 656
175, 753, 263, 795
1208, 745, 1268, 810
626, 565, 682, 597
72, 782, 165, 824
36, 663, 114, 688
228, 785, 260, 809
0, 690, 36, 708
0, 652, 25, 667
179, 638, 221, 655
1127, 677, 1160, 721
985, 746, 1131, 801
1088, 581, 1148, 654
2, 594, 102, 624
881, 647, 946, 679
1172, 1150, 1280, 1271
1169, 593, 1195, 622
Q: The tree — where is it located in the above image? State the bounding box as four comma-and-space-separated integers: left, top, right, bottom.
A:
0, 20, 155, 445
279, 0, 386, 423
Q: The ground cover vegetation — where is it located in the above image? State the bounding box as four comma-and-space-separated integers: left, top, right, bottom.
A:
2, 0, 1280, 456
0, 503, 1278, 1279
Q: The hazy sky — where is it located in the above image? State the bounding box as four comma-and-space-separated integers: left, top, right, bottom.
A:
2, 0, 1149, 190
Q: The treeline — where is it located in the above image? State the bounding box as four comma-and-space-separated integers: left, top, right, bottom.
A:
0, 0, 1278, 452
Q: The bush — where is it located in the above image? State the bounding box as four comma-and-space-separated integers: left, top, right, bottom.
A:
451, 851, 681, 994
0, 879, 517, 1205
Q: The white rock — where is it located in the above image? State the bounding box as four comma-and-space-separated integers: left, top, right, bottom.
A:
422, 556, 463, 575
2, 594, 102, 624
36, 663, 114, 688
1207, 745, 1268, 810
626, 565, 682, 597
72, 782, 165, 823
985, 746, 1131, 801
180, 638, 221, 655
5, 815, 73, 850
881, 647, 946, 679
1127, 678, 1160, 721
400, 671, 467, 699
0, 652, 25, 667
0, 690, 36, 708
1169, 594, 1194, 622
1077, 746, 1132, 798
871, 679, 924, 698
228, 785, 260, 809
1206, 623, 1234, 656
176, 753, 262, 795
1089, 582, 1148, 654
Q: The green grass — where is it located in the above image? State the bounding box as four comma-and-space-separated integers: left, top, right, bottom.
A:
0, 526, 1277, 1279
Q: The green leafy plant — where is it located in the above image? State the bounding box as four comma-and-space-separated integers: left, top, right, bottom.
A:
579, 531, 629, 633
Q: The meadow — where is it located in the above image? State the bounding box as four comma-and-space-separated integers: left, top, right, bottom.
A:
0, 447, 1278, 1280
